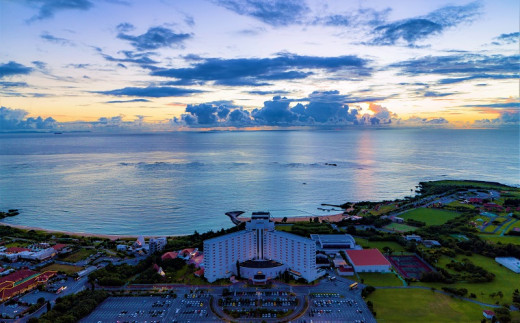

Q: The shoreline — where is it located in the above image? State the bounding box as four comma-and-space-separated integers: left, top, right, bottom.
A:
0, 212, 349, 240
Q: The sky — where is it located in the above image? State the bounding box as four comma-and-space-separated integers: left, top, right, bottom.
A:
0, 0, 518, 130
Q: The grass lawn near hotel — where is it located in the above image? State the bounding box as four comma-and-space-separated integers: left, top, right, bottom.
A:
40, 263, 83, 275
354, 238, 406, 253
383, 222, 418, 233
355, 272, 404, 287
400, 207, 460, 226
366, 288, 493, 323
61, 248, 96, 262
413, 253, 520, 305
478, 234, 520, 245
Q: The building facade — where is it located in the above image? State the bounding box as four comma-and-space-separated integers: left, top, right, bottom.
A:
204, 212, 319, 283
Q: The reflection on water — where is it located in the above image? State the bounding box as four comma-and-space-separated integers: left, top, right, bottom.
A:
0, 128, 518, 235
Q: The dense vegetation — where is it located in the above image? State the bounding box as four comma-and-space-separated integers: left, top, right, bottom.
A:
33, 290, 107, 323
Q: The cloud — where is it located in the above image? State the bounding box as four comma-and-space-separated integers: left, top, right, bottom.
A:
0, 81, 29, 88
151, 53, 371, 86
213, 0, 309, 26
397, 116, 449, 126
462, 102, 519, 110
473, 111, 519, 127
25, 0, 94, 21
32, 61, 47, 69
0, 106, 56, 130
247, 90, 290, 95
0, 61, 33, 78
40, 32, 74, 46
289, 91, 359, 123
314, 8, 391, 27
96, 86, 204, 97
390, 53, 519, 84
492, 32, 519, 45
105, 98, 151, 104
98, 48, 159, 66
251, 96, 298, 124
423, 91, 456, 97
117, 26, 191, 51
116, 22, 135, 33
368, 2, 480, 46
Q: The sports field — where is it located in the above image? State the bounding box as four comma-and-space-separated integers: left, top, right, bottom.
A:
387, 254, 434, 279
40, 263, 83, 275
399, 208, 460, 226
366, 288, 493, 322
383, 223, 418, 232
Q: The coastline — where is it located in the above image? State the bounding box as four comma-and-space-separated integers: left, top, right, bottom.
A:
0, 212, 348, 240
0, 222, 144, 241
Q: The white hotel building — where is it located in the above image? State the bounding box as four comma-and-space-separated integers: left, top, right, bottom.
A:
204, 212, 320, 283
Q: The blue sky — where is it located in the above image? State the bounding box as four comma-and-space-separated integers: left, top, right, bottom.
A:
0, 0, 518, 130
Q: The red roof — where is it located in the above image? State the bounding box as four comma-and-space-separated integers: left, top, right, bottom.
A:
52, 244, 68, 251
338, 266, 354, 272
346, 249, 391, 267
5, 247, 31, 253
483, 310, 495, 315
0, 271, 56, 301
0, 269, 38, 284
161, 251, 178, 261
194, 268, 204, 277
182, 248, 196, 255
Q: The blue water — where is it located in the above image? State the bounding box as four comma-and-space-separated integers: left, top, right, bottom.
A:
0, 128, 518, 235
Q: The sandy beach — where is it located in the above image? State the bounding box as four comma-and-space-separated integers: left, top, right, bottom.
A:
0, 222, 142, 241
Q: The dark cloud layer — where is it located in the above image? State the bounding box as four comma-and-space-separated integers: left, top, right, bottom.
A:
40, 32, 74, 46
117, 26, 191, 51
0, 62, 33, 78
152, 53, 370, 86
25, 0, 94, 21
96, 86, 203, 98
105, 98, 151, 104
214, 0, 309, 26
368, 2, 480, 46
492, 32, 519, 45
0, 106, 56, 130
391, 53, 519, 84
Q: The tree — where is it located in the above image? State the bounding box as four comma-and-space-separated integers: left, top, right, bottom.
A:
282, 217, 287, 223
313, 217, 320, 223
47, 302, 51, 312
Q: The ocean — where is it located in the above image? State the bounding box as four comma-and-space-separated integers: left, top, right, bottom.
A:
0, 128, 518, 235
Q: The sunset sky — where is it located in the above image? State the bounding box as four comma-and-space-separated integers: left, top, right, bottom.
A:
1, 0, 518, 130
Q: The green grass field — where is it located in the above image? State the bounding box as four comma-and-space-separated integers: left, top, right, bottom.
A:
275, 224, 293, 232
484, 225, 498, 233
400, 208, 460, 226
366, 288, 493, 322
447, 201, 476, 210
369, 204, 397, 216
356, 272, 404, 287
383, 222, 418, 232
414, 253, 520, 305
61, 249, 96, 263
40, 263, 83, 275
354, 238, 406, 253
478, 234, 520, 245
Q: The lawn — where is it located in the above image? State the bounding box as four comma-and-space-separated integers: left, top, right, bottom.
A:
483, 225, 498, 233
369, 204, 397, 216
356, 272, 403, 287
61, 248, 96, 263
414, 253, 520, 305
447, 201, 476, 210
399, 208, 460, 226
478, 234, 520, 245
354, 238, 406, 253
383, 222, 418, 232
40, 263, 83, 275
366, 288, 493, 323
275, 224, 293, 232
164, 264, 207, 285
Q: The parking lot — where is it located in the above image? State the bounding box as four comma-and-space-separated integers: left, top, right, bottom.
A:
80, 295, 221, 323
220, 290, 300, 319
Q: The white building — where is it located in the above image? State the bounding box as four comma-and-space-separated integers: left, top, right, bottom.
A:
310, 234, 359, 254
204, 212, 320, 283
149, 237, 167, 254
495, 257, 520, 273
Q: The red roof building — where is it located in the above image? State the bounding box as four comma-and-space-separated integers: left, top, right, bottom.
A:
194, 268, 205, 277
483, 310, 495, 319
5, 247, 31, 254
0, 270, 56, 301
52, 244, 68, 251
189, 254, 204, 268
161, 251, 179, 261
345, 249, 392, 273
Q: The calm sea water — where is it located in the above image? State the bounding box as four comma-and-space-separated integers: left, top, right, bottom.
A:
0, 128, 518, 235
